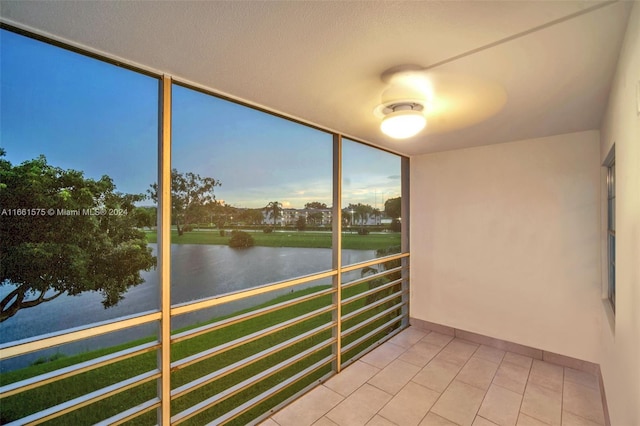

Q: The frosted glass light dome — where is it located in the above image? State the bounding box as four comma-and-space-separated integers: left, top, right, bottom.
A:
380, 109, 426, 139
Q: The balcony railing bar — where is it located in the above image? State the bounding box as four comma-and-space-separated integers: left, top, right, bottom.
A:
95, 397, 161, 426
341, 278, 402, 306
171, 270, 337, 317
172, 338, 334, 424
171, 321, 334, 399
171, 287, 334, 344
0, 310, 161, 360
341, 265, 403, 289
171, 305, 334, 371
205, 355, 334, 426
8, 370, 160, 426
340, 302, 404, 339
341, 290, 405, 322
0, 341, 159, 398
340, 315, 403, 355
340, 325, 406, 371
340, 253, 409, 274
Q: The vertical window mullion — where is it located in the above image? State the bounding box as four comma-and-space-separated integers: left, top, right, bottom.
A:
157, 75, 172, 425
401, 156, 410, 328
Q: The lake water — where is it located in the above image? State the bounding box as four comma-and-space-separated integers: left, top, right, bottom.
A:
0, 244, 375, 371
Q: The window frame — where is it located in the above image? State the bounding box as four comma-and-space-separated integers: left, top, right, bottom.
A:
604, 147, 615, 313
0, 23, 411, 426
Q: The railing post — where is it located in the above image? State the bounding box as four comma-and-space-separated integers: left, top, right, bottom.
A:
332, 134, 343, 372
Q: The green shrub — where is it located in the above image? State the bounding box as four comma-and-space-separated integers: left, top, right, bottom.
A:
263, 226, 274, 233
228, 230, 255, 248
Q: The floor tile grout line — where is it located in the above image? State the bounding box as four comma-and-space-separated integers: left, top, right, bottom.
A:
477, 414, 500, 425
367, 332, 441, 425
396, 333, 461, 425
358, 336, 418, 425
517, 361, 562, 426
424, 337, 485, 425
561, 368, 607, 426
472, 341, 497, 426
513, 364, 532, 426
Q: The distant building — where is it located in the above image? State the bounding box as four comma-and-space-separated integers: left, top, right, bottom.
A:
260, 207, 390, 226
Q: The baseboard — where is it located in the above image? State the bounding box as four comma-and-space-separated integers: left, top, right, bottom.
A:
409, 317, 610, 426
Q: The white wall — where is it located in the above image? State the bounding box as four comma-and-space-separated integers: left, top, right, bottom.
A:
598, 2, 640, 424
410, 130, 602, 362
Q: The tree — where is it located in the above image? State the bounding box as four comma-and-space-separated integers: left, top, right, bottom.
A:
295, 216, 307, 231
304, 202, 328, 226
304, 201, 327, 209
372, 208, 382, 225
148, 169, 220, 236
384, 197, 401, 219
307, 211, 323, 226
0, 151, 156, 322
344, 203, 374, 225
236, 208, 264, 225
133, 206, 156, 229
209, 202, 234, 230
264, 201, 282, 226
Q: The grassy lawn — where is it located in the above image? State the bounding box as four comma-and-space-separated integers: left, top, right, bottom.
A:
1, 277, 403, 425
144, 230, 400, 251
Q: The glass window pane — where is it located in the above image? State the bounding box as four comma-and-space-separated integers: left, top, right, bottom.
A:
610, 163, 615, 196
611, 194, 615, 231
0, 30, 159, 347
341, 139, 402, 266
607, 159, 615, 311
170, 84, 333, 306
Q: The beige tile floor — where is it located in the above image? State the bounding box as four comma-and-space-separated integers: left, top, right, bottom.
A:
260, 327, 606, 426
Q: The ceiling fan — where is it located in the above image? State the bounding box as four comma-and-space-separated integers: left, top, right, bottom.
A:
373, 65, 507, 140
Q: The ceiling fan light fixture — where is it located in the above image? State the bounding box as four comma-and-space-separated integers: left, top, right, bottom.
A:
380, 103, 426, 139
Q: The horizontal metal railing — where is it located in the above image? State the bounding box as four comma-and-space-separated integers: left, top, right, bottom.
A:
341, 301, 405, 339
1, 253, 409, 425
342, 278, 403, 306
171, 304, 334, 371
206, 355, 335, 426
342, 290, 406, 323
171, 322, 334, 400
96, 397, 161, 425
171, 270, 336, 317
341, 253, 407, 273
0, 310, 161, 360
341, 265, 403, 290
5, 370, 160, 426
0, 341, 159, 398
172, 338, 334, 424
341, 315, 404, 355
171, 287, 334, 344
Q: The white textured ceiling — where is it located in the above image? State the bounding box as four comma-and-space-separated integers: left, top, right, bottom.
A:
0, 1, 633, 156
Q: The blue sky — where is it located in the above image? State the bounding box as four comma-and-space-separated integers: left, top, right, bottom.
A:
0, 29, 400, 210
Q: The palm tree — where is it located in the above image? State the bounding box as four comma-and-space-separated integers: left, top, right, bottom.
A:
264, 201, 282, 226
